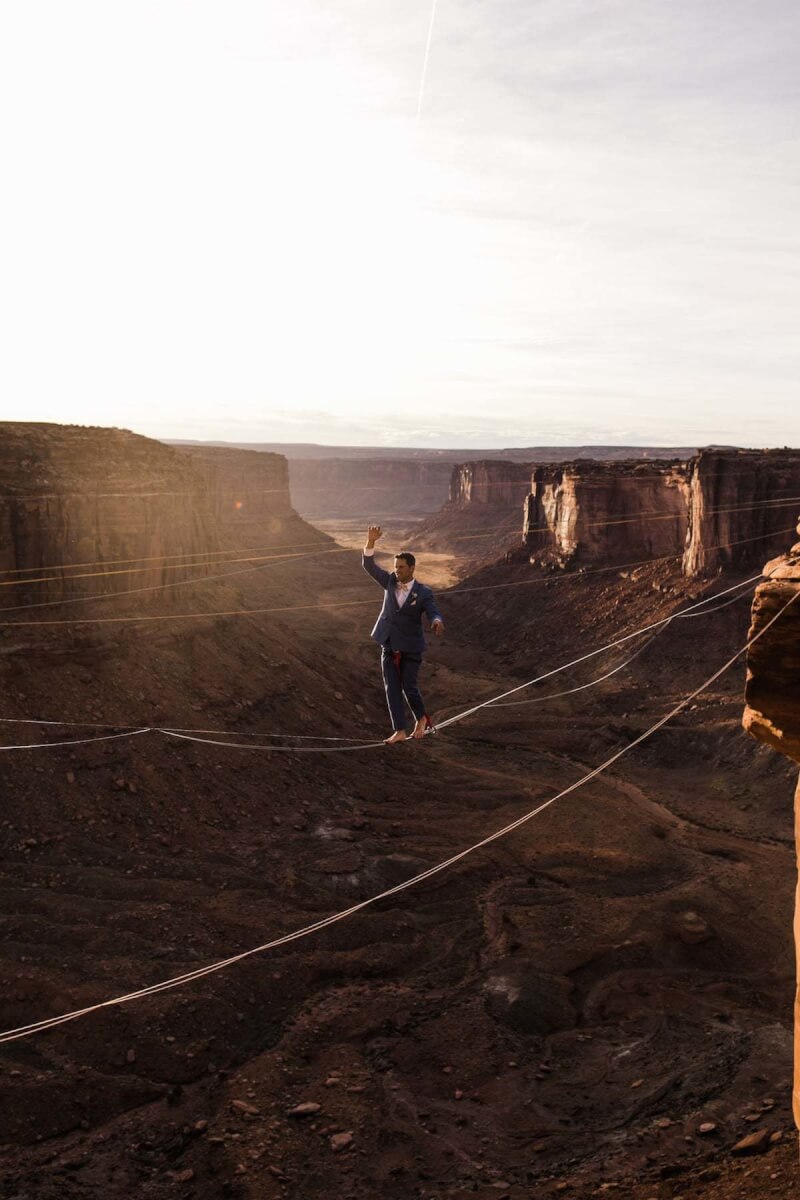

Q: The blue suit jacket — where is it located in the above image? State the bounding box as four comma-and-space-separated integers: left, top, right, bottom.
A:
363, 553, 444, 653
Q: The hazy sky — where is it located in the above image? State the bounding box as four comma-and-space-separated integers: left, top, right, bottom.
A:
1, 1, 797, 448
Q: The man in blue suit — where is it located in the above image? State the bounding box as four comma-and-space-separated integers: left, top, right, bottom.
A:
363, 524, 445, 744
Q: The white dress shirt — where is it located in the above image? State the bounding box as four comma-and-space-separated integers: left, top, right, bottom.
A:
364, 547, 414, 606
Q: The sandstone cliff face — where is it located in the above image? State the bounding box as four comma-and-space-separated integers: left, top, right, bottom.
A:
447, 460, 532, 509
684, 450, 800, 577
524, 460, 690, 568
0, 425, 297, 611
178, 444, 294, 526
0, 424, 223, 609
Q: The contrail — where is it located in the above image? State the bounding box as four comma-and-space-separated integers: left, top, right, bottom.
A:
416, 0, 439, 120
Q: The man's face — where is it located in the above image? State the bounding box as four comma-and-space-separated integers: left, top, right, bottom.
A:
394, 556, 414, 584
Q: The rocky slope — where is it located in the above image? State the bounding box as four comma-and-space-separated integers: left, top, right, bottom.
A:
2, 427, 800, 1199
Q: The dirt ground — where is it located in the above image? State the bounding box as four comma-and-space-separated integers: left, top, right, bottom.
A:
0, 517, 798, 1199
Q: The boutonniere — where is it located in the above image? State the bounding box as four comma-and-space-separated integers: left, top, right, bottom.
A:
409, 592, 418, 605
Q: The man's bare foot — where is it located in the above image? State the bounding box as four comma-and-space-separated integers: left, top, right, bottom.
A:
384, 730, 408, 744
412, 718, 429, 740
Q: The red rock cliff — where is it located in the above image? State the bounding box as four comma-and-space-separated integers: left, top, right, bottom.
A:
743, 526, 800, 761
524, 460, 689, 568
684, 449, 800, 577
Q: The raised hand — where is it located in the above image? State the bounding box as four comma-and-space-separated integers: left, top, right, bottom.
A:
366, 524, 384, 548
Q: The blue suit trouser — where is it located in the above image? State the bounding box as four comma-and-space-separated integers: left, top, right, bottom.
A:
381, 646, 426, 731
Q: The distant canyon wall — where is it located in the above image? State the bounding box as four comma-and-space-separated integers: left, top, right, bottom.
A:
0, 424, 296, 609
447, 461, 533, 509
288, 458, 454, 519
284, 451, 703, 523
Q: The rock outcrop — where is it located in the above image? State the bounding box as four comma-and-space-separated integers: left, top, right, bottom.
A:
743, 521, 800, 1126
684, 450, 800, 577
524, 460, 690, 568
743, 524, 800, 762
447, 460, 532, 509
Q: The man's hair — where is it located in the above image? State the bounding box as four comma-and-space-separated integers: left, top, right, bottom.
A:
395, 550, 416, 568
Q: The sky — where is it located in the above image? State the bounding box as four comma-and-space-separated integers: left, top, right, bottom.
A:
0, 1, 797, 449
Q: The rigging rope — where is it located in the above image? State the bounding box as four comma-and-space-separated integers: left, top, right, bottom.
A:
0, 573, 761, 751
0, 586, 794, 1045
0, 525, 792, 628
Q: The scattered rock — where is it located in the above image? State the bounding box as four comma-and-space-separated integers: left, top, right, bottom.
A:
289, 1102, 322, 1117
231, 1099, 260, 1117
732, 1128, 771, 1155
697, 1122, 717, 1135
675, 910, 714, 945
330, 1131, 354, 1152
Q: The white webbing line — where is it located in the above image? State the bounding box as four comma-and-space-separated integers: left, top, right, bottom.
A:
159, 730, 387, 753
0, 546, 343, 616
153, 728, 369, 742
0, 717, 370, 743
486, 579, 759, 710
435, 573, 763, 731
0, 585, 794, 1046
0, 728, 151, 752
488, 627, 667, 709
154, 577, 759, 747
